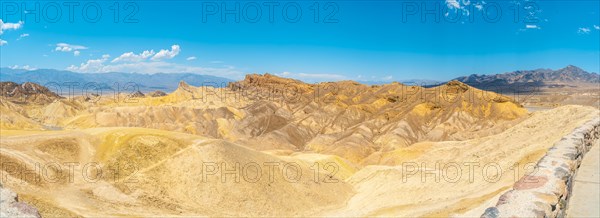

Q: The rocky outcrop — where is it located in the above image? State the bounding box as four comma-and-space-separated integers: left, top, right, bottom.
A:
482, 117, 600, 218
128, 90, 145, 98
0, 81, 62, 104
0, 183, 41, 218
148, 90, 167, 97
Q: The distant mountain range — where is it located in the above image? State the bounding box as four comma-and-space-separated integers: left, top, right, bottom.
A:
0, 68, 233, 93
1, 65, 598, 95
452, 65, 599, 93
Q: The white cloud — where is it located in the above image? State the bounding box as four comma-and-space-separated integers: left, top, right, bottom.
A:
55, 43, 88, 52
594, 25, 600, 30
186, 56, 197, 61
445, 0, 461, 9
67, 54, 243, 78
112, 45, 181, 63
17, 33, 29, 40
67, 54, 111, 72
474, 3, 484, 11
0, 39, 6, 46
444, 0, 481, 17
518, 23, 543, 33
66, 44, 242, 78
56, 47, 71, 52
0, 20, 23, 35
9, 65, 37, 71
74, 51, 81, 56
275, 71, 347, 82
151, 45, 180, 61
112, 50, 155, 63
578, 27, 591, 34
141, 50, 155, 58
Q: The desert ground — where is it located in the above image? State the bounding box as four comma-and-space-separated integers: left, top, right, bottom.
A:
1, 74, 598, 217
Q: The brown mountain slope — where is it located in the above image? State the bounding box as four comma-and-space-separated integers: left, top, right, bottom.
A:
454, 65, 599, 87
0, 82, 62, 104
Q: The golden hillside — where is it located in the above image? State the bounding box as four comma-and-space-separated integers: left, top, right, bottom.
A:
2, 76, 527, 164
2, 76, 596, 217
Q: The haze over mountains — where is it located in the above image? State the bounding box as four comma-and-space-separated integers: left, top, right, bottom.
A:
0, 68, 233, 93
1, 65, 598, 110
2, 65, 597, 94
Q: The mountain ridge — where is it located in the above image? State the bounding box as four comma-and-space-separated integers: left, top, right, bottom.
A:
453, 65, 599, 89
2, 65, 597, 100
0, 81, 62, 104
0, 68, 234, 93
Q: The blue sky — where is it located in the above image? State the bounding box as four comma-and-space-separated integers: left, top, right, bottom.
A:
1, 0, 599, 82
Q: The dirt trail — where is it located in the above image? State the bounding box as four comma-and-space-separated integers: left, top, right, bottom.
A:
566, 140, 600, 217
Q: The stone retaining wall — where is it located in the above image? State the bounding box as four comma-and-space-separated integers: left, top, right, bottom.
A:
482, 117, 600, 218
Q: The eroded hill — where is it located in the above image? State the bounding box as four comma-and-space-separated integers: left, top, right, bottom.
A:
1, 75, 597, 217
2, 76, 527, 164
